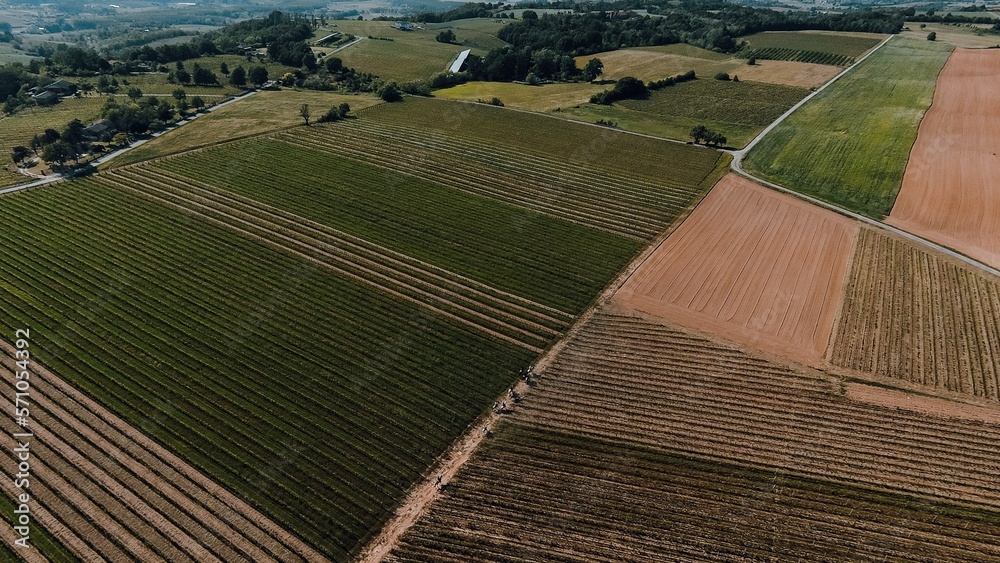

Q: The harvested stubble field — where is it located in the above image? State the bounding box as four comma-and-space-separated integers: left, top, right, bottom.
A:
744, 38, 953, 218
387, 309, 1000, 562
616, 174, 857, 366
830, 227, 1000, 400
0, 343, 324, 562
581, 43, 843, 89
887, 48, 1000, 270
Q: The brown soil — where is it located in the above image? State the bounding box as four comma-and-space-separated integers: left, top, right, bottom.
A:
736, 59, 842, 89
888, 48, 1000, 270
615, 174, 857, 367
844, 383, 1000, 424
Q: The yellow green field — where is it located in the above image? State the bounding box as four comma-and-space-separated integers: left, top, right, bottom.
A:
744, 37, 953, 217
107, 90, 383, 166
433, 81, 606, 111
318, 19, 506, 82
899, 22, 1000, 48
578, 44, 736, 82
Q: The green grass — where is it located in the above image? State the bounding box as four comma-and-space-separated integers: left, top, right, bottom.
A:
320, 19, 505, 82
0, 96, 105, 188
743, 38, 953, 218
0, 179, 534, 559
741, 31, 884, 58
109, 90, 383, 166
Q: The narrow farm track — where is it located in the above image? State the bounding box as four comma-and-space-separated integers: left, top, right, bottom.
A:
0, 342, 329, 562
387, 310, 1000, 561
97, 170, 557, 351
831, 227, 1000, 400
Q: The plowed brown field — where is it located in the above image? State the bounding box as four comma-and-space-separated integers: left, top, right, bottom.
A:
387, 309, 1000, 562
615, 174, 857, 366
888, 48, 1000, 269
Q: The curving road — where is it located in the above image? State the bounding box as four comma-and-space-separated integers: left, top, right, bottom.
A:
728, 35, 1000, 279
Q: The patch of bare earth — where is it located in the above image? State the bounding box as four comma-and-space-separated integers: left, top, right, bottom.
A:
615, 173, 857, 367
737, 59, 841, 88
888, 48, 1000, 270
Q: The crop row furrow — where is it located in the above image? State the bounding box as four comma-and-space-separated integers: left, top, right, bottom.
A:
275, 134, 656, 239
301, 122, 696, 210
129, 167, 574, 321
111, 169, 568, 334
96, 174, 546, 351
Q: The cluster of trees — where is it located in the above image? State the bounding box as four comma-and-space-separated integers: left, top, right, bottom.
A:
123, 38, 219, 66
0, 65, 45, 113
690, 125, 726, 147
436, 30, 457, 44
167, 60, 220, 85
12, 119, 92, 169
452, 0, 907, 83
590, 76, 647, 104
465, 46, 581, 82
412, 2, 509, 23
648, 69, 696, 90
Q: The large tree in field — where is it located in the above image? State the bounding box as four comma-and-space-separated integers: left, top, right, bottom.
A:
299, 103, 310, 126
229, 65, 247, 87
249, 66, 269, 87
583, 58, 603, 81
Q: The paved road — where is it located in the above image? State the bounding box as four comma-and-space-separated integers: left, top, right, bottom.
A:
727, 36, 1000, 279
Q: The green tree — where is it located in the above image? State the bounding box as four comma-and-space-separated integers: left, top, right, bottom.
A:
220, 61, 230, 75
522, 10, 538, 20
229, 65, 247, 87
690, 125, 708, 144
583, 58, 604, 81
300, 103, 311, 125
172, 88, 187, 102
127, 86, 143, 100
379, 82, 402, 102
191, 96, 205, 110
10, 146, 30, 164
436, 30, 456, 43
176, 68, 191, 83
338, 102, 350, 118
42, 140, 70, 166
927, 31, 937, 41
249, 66, 269, 87
714, 72, 731, 81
